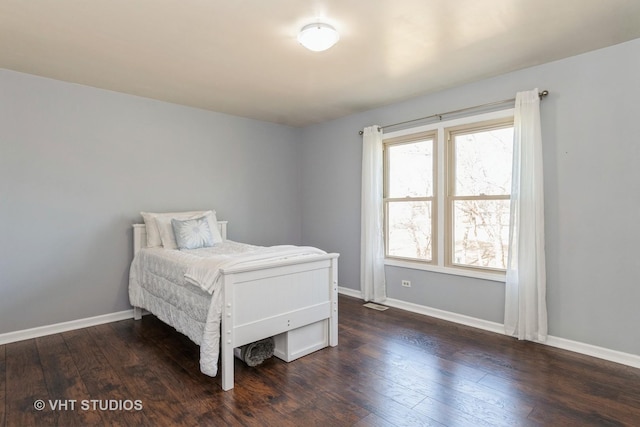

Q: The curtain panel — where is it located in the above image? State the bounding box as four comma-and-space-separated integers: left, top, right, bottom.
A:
361, 126, 387, 302
504, 89, 548, 341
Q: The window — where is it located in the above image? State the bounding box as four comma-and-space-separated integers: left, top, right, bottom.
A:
447, 120, 514, 271
383, 111, 514, 277
384, 131, 436, 262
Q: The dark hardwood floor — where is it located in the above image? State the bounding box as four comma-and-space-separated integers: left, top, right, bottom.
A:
1, 294, 639, 426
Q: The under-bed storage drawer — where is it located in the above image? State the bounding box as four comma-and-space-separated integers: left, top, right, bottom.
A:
273, 319, 328, 362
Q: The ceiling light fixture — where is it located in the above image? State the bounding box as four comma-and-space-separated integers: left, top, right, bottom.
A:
298, 22, 339, 52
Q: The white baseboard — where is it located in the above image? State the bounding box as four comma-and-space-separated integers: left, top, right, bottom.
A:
0, 310, 135, 345
336, 286, 362, 299
544, 336, 640, 369
338, 286, 640, 370
383, 297, 505, 335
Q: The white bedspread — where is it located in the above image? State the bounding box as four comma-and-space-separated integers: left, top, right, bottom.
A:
128, 241, 326, 377
184, 245, 326, 293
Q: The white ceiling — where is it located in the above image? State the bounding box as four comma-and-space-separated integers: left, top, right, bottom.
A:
1, 0, 639, 127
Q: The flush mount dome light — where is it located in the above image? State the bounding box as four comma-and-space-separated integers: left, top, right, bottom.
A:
298, 22, 339, 52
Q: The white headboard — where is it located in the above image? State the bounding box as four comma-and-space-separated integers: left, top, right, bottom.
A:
133, 221, 228, 255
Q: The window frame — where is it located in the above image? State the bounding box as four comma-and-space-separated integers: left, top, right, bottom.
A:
382, 109, 514, 283
383, 130, 438, 264
445, 118, 515, 273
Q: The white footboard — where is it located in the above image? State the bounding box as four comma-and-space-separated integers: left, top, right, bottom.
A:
219, 254, 339, 391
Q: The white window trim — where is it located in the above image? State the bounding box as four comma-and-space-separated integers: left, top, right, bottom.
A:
383, 108, 514, 284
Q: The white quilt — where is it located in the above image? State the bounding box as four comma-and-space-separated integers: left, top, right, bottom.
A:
128, 241, 326, 377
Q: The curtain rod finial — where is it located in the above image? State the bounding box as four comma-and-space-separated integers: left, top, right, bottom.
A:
539, 90, 549, 98
358, 126, 381, 136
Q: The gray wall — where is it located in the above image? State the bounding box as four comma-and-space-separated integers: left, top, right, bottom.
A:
300, 38, 640, 356
0, 69, 302, 334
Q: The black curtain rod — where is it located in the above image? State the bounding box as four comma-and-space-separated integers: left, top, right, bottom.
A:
358, 90, 549, 135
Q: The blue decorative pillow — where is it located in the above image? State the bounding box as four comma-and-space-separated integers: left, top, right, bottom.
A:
171, 215, 215, 250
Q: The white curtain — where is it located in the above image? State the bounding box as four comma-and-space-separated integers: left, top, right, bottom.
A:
504, 89, 547, 341
361, 125, 387, 302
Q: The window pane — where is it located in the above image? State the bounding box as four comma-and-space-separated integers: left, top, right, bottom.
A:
452, 199, 510, 269
387, 139, 433, 198
453, 127, 513, 196
387, 201, 432, 261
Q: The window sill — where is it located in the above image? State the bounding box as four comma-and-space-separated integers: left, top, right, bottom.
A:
384, 258, 506, 283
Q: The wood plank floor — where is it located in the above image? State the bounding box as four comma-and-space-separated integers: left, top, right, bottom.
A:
1, 294, 639, 426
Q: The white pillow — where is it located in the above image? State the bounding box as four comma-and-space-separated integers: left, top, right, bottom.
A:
156, 210, 223, 249
141, 210, 206, 248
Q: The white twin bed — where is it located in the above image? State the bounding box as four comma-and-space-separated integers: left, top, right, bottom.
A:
129, 216, 339, 391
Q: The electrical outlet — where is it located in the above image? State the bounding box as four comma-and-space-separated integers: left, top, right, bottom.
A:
401, 280, 411, 288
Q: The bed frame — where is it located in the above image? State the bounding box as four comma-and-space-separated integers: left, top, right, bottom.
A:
131, 222, 339, 390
